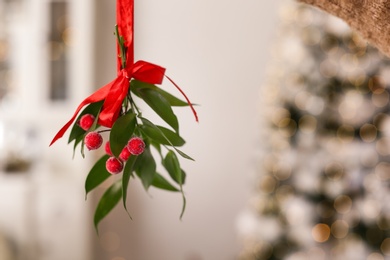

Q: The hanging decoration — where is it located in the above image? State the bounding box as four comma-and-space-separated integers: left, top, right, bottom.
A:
50, 0, 198, 232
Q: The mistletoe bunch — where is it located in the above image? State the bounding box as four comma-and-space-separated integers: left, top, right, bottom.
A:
51, 24, 197, 231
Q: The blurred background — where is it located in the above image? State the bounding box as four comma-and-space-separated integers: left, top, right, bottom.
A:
238, 1, 390, 260
0, 0, 389, 260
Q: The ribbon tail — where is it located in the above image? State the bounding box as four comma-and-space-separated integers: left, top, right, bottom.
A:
98, 74, 130, 127
49, 82, 113, 146
165, 75, 199, 122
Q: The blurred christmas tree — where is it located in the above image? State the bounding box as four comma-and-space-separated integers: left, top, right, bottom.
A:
238, 1, 390, 260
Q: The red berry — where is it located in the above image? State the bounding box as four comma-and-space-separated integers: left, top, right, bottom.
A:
106, 157, 123, 174
119, 146, 131, 161
78, 114, 95, 131
127, 137, 145, 155
104, 141, 113, 156
84, 132, 103, 150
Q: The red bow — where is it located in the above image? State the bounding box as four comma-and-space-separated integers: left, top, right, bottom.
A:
50, 0, 197, 146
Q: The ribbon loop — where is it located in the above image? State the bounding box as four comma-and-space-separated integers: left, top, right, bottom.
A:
98, 73, 130, 127
130, 60, 166, 85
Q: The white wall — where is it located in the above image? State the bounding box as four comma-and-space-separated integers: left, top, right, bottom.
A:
92, 1, 282, 259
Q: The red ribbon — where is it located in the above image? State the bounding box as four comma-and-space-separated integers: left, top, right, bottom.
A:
50, 0, 197, 146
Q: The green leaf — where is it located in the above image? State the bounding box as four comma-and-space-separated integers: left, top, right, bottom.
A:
151, 172, 180, 192
163, 151, 183, 185
110, 111, 136, 157
72, 134, 84, 158
94, 180, 122, 233
180, 192, 187, 220
163, 151, 187, 219
140, 124, 185, 147
115, 25, 126, 69
68, 101, 104, 144
140, 117, 194, 161
122, 155, 138, 217
85, 155, 111, 198
180, 169, 187, 185
138, 88, 179, 132
175, 149, 195, 161
150, 141, 162, 157
131, 79, 189, 107
134, 147, 156, 190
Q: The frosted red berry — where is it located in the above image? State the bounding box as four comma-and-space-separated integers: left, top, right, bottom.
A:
127, 137, 145, 155
78, 114, 95, 131
104, 141, 113, 156
119, 146, 131, 161
106, 157, 123, 174
84, 132, 103, 150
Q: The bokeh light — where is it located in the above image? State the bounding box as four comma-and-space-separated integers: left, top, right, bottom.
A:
312, 224, 331, 243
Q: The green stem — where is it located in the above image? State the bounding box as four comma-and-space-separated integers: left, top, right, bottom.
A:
123, 95, 130, 113
128, 93, 141, 115
97, 129, 111, 134
115, 25, 126, 69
